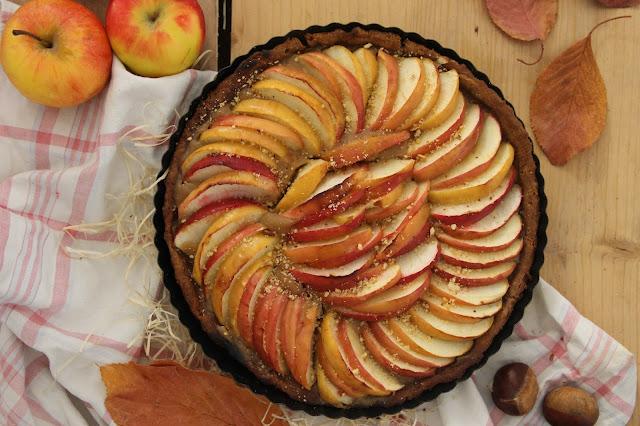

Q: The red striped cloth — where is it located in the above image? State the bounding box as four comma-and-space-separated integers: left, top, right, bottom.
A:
0, 1, 636, 424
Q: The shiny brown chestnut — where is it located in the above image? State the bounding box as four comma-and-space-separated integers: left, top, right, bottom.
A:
543, 386, 599, 426
491, 362, 539, 416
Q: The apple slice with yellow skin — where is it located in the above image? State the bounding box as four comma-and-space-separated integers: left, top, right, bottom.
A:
415, 68, 460, 130
396, 239, 440, 284
436, 214, 522, 252
410, 301, 494, 341
233, 98, 322, 155
412, 103, 483, 182
367, 180, 405, 209
181, 141, 278, 176
211, 232, 278, 323
386, 315, 474, 358
439, 238, 523, 269
365, 49, 399, 130
282, 225, 373, 264
380, 180, 430, 242
316, 338, 364, 400
260, 65, 345, 139
290, 250, 375, 291
288, 206, 365, 243
429, 275, 509, 306
421, 291, 503, 323
361, 324, 437, 378
336, 318, 404, 394
276, 159, 330, 212
433, 259, 516, 287
322, 264, 401, 307
315, 362, 355, 408
428, 144, 515, 204
199, 125, 289, 159
252, 79, 337, 150
280, 295, 303, 379
324, 131, 412, 168
367, 321, 454, 368
381, 57, 426, 130
365, 180, 418, 222
251, 284, 278, 364
178, 170, 280, 221
323, 45, 368, 106
193, 204, 267, 287
377, 204, 430, 260
407, 92, 466, 157
212, 114, 304, 151
398, 58, 440, 130
353, 47, 378, 101
263, 290, 290, 374
440, 186, 522, 239
293, 298, 320, 389
431, 114, 503, 190
236, 266, 271, 348
182, 153, 277, 185
331, 205, 366, 225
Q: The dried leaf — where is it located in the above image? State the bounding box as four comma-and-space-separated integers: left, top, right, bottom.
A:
100, 360, 287, 426
530, 17, 629, 165
485, 0, 558, 64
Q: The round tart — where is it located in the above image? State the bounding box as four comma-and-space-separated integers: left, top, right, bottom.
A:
158, 24, 546, 414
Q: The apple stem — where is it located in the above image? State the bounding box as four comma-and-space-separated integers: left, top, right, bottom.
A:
12, 30, 52, 48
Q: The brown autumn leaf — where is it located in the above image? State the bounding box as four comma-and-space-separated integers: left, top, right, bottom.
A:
485, 0, 558, 64
530, 17, 629, 165
100, 360, 287, 426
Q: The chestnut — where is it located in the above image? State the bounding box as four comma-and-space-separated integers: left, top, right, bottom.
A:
491, 362, 539, 415
543, 386, 599, 426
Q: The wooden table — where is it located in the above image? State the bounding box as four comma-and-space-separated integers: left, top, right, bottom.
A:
10, 0, 639, 422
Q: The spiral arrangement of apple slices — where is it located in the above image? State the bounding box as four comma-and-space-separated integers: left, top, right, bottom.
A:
172, 45, 524, 407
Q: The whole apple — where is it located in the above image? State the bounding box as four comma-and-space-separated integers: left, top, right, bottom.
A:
105, 0, 205, 78
0, 0, 112, 108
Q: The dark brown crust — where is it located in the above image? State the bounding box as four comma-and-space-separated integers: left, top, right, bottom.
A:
162, 26, 540, 408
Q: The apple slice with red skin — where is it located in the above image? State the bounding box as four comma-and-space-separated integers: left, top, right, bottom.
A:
315, 362, 355, 408
439, 185, 522, 239
353, 47, 378, 102
174, 199, 254, 256
282, 224, 373, 264
263, 290, 290, 374
381, 56, 426, 130
360, 159, 414, 202
380, 180, 430, 242
178, 170, 280, 221
433, 259, 516, 286
395, 239, 440, 284
377, 204, 430, 260
398, 58, 440, 130
292, 297, 320, 389
366, 180, 404, 209
323, 46, 368, 107
181, 141, 278, 175
290, 250, 375, 291
236, 266, 271, 348
410, 301, 494, 341
439, 238, 523, 269
428, 144, 515, 205
280, 295, 304, 379
292, 186, 366, 229
322, 264, 401, 307
211, 114, 304, 151
361, 325, 437, 378
430, 167, 515, 227
422, 291, 503, 323
182, 153, 277, 184
431, 114, 502, 190
287, 206, 365, 242
260, 65, 345, 139
306, 226, 383, 268
412, 103, 483, 181
415, 68, 460, 130
367, 321, 454, 368
407, 92, 466, 157
436, 214, 522, 252
429, 275, 509, 306
365, 180, 418, 222
316, 337, 364, 399
251, 285, 278, 364
324, 130, 411, 168
365, 49, 399, 130
199, 125, 289, 159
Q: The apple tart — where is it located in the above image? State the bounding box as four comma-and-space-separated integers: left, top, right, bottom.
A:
160, 25, 544, 412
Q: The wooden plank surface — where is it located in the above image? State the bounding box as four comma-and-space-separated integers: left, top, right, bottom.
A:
8, 0, 638, 422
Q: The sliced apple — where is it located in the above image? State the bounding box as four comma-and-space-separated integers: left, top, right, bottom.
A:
395, 239, 440, 284
324, 130, 411, 168
439, 186, 522, 239
261, 289, 290, 374
381, 56, 426, 130
315, 358, 355, 408
251, 284, 278, 363
430, 167, 515, 227
290, 250, 375, 291
365, 180, 418, 222
234, 98, 322, 155
428, 144, 515, 204
436, 214, 522, 252
365, 49, 399, 130
398, 58, 440, 130
316, 336, 364, 399
353, 47, 378, 101
293, 186, 365, 229
280, 295, 304, 379
211, 114, 304, 151
367, 180, 404, 209
288, 206, 365, 242
182, 153, 277, 184
237, 266, 272, 347
380, 180, 430, 242
181, 141, 278, 175
415, 68, 460, 130
377, 204, 430, 260
422, 291, 502, 322
439, 238, 523, 269
412, 102, 483, 181
199, 125, 289, 159
292, 297, 320, 389
433, 259, 516, 286
323, 45, 367, 107
407, 92, 465, 157
282, 225, 373, 264
410, 301, 494, 341
429, 274, 509, 306
322, 263, 401, 307
307, 225, 383, 268
275, 159, 330, 212
178, 170, 280, 221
